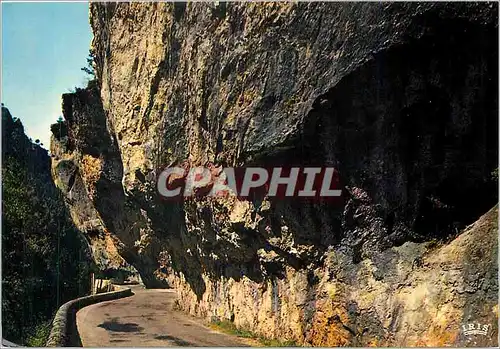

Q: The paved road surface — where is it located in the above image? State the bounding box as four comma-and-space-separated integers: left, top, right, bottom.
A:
76, 285, 250, 347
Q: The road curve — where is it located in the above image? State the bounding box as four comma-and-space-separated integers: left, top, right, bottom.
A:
76, 285, 249, 347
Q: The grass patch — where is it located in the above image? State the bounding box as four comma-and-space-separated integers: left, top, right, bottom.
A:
25, 320, 52, 347
210, 320, 254, 338
260, 338, 298, 347
210, 320, 298, 347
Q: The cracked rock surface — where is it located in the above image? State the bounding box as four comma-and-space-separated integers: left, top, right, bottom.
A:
51, 2, 498, 345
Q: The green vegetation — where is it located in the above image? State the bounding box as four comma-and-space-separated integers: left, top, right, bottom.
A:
50, 115, 68, 140
81, 49, 96, 78
24, 320, 52, 347
78, 49, 99, 91
210, 320, 254, 338
2, 106, 92, 345
491, 167, 498, 181
260, 338, 299, 347
210, 320, 299, 347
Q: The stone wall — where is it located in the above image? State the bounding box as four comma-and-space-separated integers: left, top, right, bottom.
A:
46, 286, 132, 347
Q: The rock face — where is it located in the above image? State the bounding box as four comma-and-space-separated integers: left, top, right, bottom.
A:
50, 88, 130, 272
51, 2, 498, 346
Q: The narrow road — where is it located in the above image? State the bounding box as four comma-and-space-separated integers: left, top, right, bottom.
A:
76, 285, 250, 347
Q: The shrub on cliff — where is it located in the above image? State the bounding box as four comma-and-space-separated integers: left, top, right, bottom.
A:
50, 116, 68, 140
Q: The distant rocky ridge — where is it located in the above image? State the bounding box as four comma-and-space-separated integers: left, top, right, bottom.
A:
51, 3, 498, 346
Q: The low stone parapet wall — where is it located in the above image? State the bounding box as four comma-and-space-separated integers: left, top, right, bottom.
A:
46, 286, 132, 347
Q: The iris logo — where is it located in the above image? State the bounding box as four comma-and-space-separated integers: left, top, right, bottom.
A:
461, 323, 491, 336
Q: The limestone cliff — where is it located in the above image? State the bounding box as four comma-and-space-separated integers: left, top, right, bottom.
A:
50, 87, 129, 272
51, 2, 498, 346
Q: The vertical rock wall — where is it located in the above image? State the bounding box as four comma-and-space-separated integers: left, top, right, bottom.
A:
51, 2, 498, 346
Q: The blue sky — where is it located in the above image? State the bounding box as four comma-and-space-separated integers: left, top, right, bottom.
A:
2, 2, 92, 148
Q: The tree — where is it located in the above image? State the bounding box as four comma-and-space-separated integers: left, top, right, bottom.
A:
2, 156, 92, 345
51, 116, 68, 140
2, 112, 92, 345
81, 49, 96, 78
